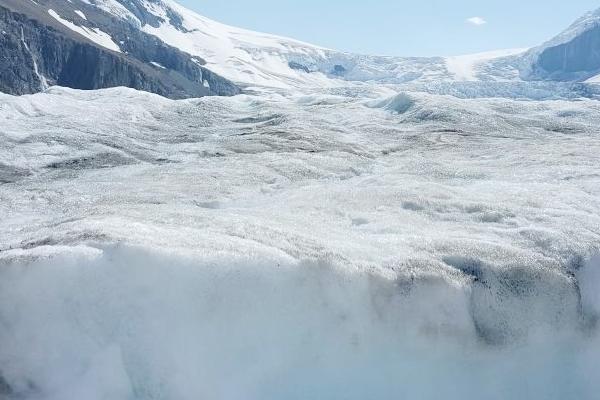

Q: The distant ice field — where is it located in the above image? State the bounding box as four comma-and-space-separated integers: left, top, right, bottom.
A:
1, 84, 600, 399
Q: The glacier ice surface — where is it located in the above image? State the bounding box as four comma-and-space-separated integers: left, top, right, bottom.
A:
1, 84, 600, 398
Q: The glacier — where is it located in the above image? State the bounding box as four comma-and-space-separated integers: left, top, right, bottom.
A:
2, 0, 600, 399
1, 85, 600, 399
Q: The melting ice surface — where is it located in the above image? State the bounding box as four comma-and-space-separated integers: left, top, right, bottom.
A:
1, 84, 600, 399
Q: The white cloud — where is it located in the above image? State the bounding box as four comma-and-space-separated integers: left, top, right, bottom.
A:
466, 16, 487, 26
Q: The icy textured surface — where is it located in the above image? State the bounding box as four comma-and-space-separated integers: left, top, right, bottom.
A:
0, 84, 599, 398
445, 49, 527, 81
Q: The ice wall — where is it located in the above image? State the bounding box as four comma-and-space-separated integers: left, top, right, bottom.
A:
0, 246, 598, 400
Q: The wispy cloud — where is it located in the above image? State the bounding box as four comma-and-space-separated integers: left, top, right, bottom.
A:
466, 16, 487, 26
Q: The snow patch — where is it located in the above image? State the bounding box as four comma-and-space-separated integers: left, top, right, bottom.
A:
585, 73, 600, 83
74, 10, 87, 20
446, 49, 527, 81
48, 9, 121, 52
140, 1, 331, 89
80, 0, 141, 27
149, 61, 166, 69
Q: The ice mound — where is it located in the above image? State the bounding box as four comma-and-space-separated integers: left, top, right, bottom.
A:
366, 92, 415, 114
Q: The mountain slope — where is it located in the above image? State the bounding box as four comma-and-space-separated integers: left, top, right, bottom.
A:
81, 0, 600, 88
124, 0, 479, 88
522, 7, 600, 81
1, 0, 600, 97
0, 0, 239, 98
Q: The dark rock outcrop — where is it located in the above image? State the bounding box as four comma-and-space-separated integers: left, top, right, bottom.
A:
0, 0, 240, 98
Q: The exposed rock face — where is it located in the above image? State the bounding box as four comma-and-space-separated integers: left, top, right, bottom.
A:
0, 0, 240, 98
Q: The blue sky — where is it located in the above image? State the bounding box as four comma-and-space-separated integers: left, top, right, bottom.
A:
177, 1, 599, 56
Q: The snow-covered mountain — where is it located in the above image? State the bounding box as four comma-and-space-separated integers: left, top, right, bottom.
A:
131, 0, 600, 88
0, 0, 240, 98
76, 0, 521, 88
3, 0, 600, 96
522, 7, 600, 82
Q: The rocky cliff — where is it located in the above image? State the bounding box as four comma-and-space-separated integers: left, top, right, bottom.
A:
0, 0, 240, 98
